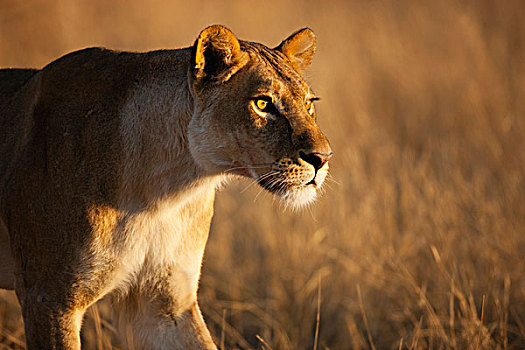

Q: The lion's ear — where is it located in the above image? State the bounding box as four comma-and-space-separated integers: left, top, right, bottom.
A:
275, 28, 316, 72
191, 25, 248, 84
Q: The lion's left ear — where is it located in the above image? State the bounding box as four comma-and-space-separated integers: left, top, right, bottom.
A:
275, 28, 316, 72
191, 25, 248, 85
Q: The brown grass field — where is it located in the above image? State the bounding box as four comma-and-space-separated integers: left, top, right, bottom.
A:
1, 0, 525, 349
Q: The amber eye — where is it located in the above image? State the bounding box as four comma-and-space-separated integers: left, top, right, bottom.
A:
256, 99, 269, 111
305, 100, 315, 115
305, 97, 319, 116
305, 100, 313, 111
251, 97, 276, 117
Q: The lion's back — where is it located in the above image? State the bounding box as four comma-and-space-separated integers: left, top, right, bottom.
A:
0, 47, 190, 214
0, 48, 133, 210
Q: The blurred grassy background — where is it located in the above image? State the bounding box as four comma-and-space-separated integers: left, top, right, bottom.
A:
1, 0, 525, 349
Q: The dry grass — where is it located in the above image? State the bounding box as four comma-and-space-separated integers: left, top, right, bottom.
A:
2, 0, 525, 348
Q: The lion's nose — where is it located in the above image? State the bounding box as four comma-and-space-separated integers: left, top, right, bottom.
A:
299, 150, 333, 171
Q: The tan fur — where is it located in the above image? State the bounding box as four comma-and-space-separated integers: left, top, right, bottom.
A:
0, 25, 331, 349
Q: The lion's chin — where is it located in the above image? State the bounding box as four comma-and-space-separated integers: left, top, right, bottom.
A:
275, 185, 318, 211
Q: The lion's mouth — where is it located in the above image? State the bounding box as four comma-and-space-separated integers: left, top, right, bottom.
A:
251, 170, 322, 210
257, 172, 318, 193
305, 178, 317, 186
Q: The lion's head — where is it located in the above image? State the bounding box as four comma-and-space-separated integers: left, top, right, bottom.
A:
187, 25, 332, 209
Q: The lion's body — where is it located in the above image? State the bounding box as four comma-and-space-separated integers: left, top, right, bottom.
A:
0, 26, 331, 349
1, 48, 219, 348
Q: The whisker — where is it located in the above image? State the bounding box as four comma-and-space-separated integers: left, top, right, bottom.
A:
257, 171, 280, 182
257, 179, 279, 195
267, 175, 286, 192
223, 163, 273, 173
321, 182, 333, 192
254, 186, 266, 202
325, 173, 341, 186
241, 171, 279, 193
275, 181, 288, 197
255, 176, 282, 202
252, 171, 286, 202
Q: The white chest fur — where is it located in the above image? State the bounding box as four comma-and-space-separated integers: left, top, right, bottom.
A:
111, 183, 217, 297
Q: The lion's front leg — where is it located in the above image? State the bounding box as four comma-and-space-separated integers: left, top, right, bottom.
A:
113, 295, 216, 350
19, 294, 85, 350
112, 263, 216, 350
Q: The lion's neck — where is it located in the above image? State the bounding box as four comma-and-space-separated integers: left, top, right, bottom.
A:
119, 57, 222, 210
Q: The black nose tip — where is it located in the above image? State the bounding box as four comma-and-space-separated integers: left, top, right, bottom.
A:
299, 151, 333, 171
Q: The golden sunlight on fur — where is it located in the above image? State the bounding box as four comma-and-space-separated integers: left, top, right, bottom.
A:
0, 22, 330, 349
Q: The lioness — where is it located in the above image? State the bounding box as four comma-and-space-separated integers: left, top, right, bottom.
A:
0, 25, 332, 349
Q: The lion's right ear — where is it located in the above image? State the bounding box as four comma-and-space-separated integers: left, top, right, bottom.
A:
275, 28, 316, 72
191, 25, 248, 85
